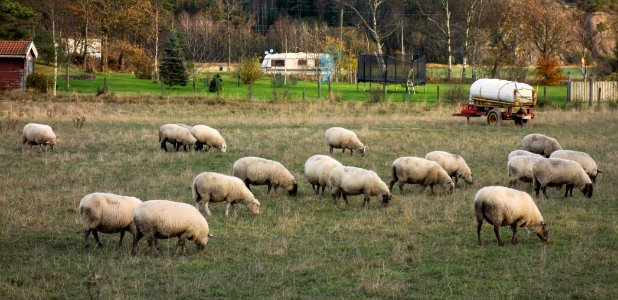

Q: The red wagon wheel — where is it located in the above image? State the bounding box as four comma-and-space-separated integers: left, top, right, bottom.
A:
487, 109, 501, 126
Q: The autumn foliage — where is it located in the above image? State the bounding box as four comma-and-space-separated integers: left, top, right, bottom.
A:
535, 57, 564, 86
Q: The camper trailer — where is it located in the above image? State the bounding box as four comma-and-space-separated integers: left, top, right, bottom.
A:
261, 52, 325, 76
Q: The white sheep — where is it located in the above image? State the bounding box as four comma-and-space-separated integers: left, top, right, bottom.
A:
79, 192, 142, 248
131, 200, 210, 256
324, 127, 366, 156
507, 155, 546, 188
192, 172, 261, 217
474, 186, 548, 246
304, 155, 343, 195
232, 156, 298, 196
191, 125, 227, 152
328, 166, 391, 207
522, 133, 562, 157
158, 124, 197, 152
533, 158, 593, 199
425, 150, 473, 186
22, 123, 57, 150
549, 150, 601, 183
507, 149, 544, 161
389, 157, 454, 194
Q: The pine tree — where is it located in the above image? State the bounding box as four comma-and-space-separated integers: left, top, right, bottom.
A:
159, 29, 188, 87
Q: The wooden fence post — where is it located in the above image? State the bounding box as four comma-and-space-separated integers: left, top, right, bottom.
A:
437, 85, 440, 104
589, 76, 594, 107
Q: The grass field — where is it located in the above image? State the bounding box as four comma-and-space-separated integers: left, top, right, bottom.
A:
37, 63, 576, 105
0, 100, 616, 299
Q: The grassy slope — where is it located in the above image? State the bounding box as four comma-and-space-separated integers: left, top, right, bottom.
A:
0, 101, 616, 299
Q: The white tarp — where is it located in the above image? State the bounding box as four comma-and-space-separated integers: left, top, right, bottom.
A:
470, 78, 535, 103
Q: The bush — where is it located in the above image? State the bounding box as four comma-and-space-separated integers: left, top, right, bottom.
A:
536, 57, 564, 86
368, 87, 384, 103
209, 74, 223, 93
26, 73, 51, 93
444, 85, 467, 105
238, 56, 263, 85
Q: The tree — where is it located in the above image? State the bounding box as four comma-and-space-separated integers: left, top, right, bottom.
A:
0, 0, 37, 40
159, 28, 188, 88
454, 0, 484, 81
343, 0, 400, 73
417, 0, 454, 81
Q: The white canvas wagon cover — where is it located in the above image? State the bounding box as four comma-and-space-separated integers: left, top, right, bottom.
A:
470, 78, 535, 104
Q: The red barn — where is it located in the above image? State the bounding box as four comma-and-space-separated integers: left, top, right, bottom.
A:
0, 40, 38, 90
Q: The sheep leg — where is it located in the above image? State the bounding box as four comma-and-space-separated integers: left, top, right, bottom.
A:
83, 230, 92, 248
388, 179, 396, 191
363, 194, 370, 207
118, 230, 125, 246
398, 181, 405, 194
320, 185, 326, 195
131, 231, 144, 256
476, 220, 483, 246
174, 235, 188, 256
534, 179, 541, 196
160, 140, 168, 152
329, 145, 333, 154
565, 184, 574, 198
430, 184, 435, 194
510, 224, 519, 245
342, 192, 349, 206
225, 202, 231, 217
148, 236, 160, 257
92, 231, 103, 247
244, 179, 251, 191
508, 179, 517, 188
541, 186, 549, 199
493, 225, 504, 246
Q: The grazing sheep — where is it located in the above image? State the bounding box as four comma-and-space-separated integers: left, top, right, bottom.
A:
158, 124, 197, 152
474, 186, 548, 246
232, 157, 298, 196
131, 200, 210, 256
389, 157, 454, 194
22, 123, 57, 150
425, 150, 473, 186
175, 124, 193, 151
507, 150, 544, 161
550, 150, 601, 183
324, 127, 366, 156
79, 193, 142, 248
191, 125, 227, 152
304, 155, 343, 195
328, 166, 391, 207
507, 156, 546, 188
533, 158, 593, 199
522, 133, 562, 157
192, 172, 261, 217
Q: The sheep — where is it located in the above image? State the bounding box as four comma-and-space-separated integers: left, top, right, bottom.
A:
79, 193, 142, 248
191, 125, 227, 152
22, 123, 57, 150
158, 124, 197, 152
507, 155, 547, 188
324, 127, 366, 156
131, 200, 210, 256
549, 150, 601, 183
522, 133, 562, 157
304, 155, 343, 195
328, 166, 391, 207
232, 157, 298, 196
424, 150, 473, 186
389, 157, 454, 194
533, 158, 593, 199
507, 149, 544, 161
474, 186, 548, 246
175, 124, 193, 151
192, 172, 261, 217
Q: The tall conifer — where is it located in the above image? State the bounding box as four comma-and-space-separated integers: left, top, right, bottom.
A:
159, 29, 188, 87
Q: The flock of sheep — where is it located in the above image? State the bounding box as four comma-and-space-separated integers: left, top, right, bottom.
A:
20, 121, 601, 254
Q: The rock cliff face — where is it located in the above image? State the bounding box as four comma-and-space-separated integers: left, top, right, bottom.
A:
586, 12, 617, 59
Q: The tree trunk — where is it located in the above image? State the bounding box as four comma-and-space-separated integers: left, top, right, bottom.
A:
153, 2, 159, 82
53, 11, 57, 97
445, 0, 452, 81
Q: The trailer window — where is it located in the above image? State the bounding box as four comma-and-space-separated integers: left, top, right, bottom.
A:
271, 60, 285, 67
298, 59, 307, 66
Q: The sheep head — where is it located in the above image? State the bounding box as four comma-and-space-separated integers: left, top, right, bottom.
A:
288, 182, 298, 196
581, 184, 593, 198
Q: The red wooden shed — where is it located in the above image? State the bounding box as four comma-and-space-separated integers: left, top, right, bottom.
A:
0, 40, 38, 90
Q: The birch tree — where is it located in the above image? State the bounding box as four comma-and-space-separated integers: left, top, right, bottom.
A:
417, 0, 453, 80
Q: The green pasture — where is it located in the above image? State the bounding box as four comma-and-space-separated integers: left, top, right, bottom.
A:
37, 64, 574, 105
0, 101, 616, 298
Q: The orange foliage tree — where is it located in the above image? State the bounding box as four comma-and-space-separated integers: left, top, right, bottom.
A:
535, 56, 563, 86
